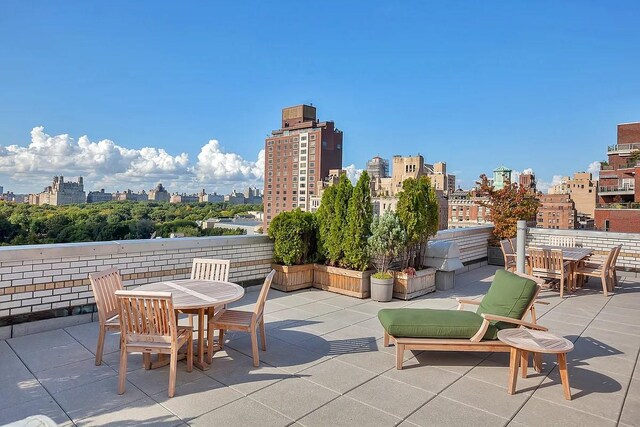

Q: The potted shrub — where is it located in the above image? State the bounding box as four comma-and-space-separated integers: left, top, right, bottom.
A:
368, 211, 407, 302
476, 174, 539, 266
268, 209, 317, 292
394, 176, 438, 300
314, 172, 374, 298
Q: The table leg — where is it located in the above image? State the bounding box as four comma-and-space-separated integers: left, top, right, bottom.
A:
533, 352, 543, 373
508, 347, 520, 395
557, 353, 571, 400
520, 350, 528, 378
193, 308, 210, 371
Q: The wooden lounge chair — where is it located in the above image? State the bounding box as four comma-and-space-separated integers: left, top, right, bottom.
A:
379, 270, 547, 370
116, 290, 193, 398
89, 267, 123, 366
207, 270, 276, 367
500, 239, 517, 272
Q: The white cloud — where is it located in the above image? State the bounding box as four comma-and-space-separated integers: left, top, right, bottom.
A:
0, 126, 263, 194
537, 175, 564, 193
587, 161, 601, 178
344, 164, 363, 184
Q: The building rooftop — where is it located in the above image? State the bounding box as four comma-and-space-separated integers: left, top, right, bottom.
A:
1, 265, 638, 426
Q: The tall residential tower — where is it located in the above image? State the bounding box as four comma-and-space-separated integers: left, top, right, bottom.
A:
263, 105, 343, 230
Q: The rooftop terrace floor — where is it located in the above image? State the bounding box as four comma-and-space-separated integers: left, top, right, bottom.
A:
1, 266, 638, 426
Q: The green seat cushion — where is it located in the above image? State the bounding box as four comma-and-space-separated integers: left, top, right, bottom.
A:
378, 308, 499, 340
476, 269, 538, 331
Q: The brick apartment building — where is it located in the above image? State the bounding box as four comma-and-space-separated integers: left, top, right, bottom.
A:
447, 189, 491, 229
595, 122, 640, 232
549, 172, 597, 218
536, 194, 577, 229
263, 105, 343, 230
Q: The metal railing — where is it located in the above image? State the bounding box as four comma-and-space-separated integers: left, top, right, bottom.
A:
597, 202, 640, 209
608, 143, 640, 152
599, 183, 635, 193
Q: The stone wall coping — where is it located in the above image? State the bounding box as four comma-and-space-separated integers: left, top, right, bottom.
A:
528, 227, 640, 240
0, 235, 272, 262
433, 225, 494, 239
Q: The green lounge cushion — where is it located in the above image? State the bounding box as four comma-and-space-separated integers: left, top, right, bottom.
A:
378, 269, 538, 341
476, 269, 538, 331
378, 308, 499, 340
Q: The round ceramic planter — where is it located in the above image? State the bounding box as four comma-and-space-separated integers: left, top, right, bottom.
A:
371, 276, 394, 302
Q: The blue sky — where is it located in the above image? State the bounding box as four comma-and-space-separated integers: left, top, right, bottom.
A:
1, 1, 639, 193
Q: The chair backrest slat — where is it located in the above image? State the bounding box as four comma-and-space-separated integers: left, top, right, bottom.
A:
89, 267, 124, 323
529, 247, 564, 271
116, 290, 176, 344
254, 270, 276, 317
191, 258, 230, 282
508, 238, 517, 253
548, 236, 576, 247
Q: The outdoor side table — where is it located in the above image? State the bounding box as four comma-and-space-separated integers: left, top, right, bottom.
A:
497, 328, 574, 400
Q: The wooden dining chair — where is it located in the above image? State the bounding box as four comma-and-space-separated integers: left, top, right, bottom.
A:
527, 247, 571, 298
115, 290, 193, 398
89, 267, 123, 366
548, 236, 576, 247
508, 237, 517, 253
207, 270, 276, 367
184, 258, 231, 326
576, 246, 618, 297
500, 239, 517, 272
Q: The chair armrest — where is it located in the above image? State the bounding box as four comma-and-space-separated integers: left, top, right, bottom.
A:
481, 313, 548, 331
470, 313, 547, 342
456, 298, 481, 310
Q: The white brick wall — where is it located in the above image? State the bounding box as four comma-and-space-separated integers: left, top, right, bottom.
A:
432, 225, 493, 264
527, 228, 640, 274
0, 235, 273, 318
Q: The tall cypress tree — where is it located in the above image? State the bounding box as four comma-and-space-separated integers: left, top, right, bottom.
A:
315, 185, 336, 262
327, 174, 352, 266
343, 171, 373, 270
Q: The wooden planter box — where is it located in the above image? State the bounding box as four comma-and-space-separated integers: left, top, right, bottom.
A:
393, 268, 436, 300
312, 264, 373, 298
271, 263, 315, 292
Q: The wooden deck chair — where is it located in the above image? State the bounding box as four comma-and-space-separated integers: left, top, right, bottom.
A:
182, 258, 231, 329
89, 267, 123, 365
208, 270, 276, 367
548, 236, 576, 247
116, 290, 193, 398
379, 270, 548, 370
527, 247, 571, 297
500, 239, 517, 272
575, 246, 618, 297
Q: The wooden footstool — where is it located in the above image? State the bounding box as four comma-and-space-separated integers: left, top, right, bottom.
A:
497, 328, 574, 400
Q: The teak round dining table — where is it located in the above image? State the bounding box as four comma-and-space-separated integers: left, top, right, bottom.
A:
136, 279, 245, 370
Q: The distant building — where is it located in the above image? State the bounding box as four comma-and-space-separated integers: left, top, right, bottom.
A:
225, 190, 246, 205
595, 122, 640, 232
519, 172, 537, 195
492, 166, 512, 190
0, 186, 3, 195
371, 155, 448, 230
87, 189, 113, 203
536, 194, 577, 229
366, 156, 389, 179
263, 104, 343, 230
29, 176, 86, 206
424, 162, 456, 195
198, 189, 224, 203
148, 183, 170, 202
114, 189, 148, 201
1, 192, 28, 203
170, 193, 199, 203
448, 189, 491, 229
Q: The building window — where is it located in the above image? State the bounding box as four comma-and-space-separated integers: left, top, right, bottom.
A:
604, 220, 610, 232
301, 136, 307, 141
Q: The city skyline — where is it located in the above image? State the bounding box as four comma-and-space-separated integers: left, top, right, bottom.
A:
1, 2, 639, 193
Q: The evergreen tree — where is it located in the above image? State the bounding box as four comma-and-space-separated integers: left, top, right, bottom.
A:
327, 174, 352, 266
343, 171, 373, 270
315, 185, 336, 261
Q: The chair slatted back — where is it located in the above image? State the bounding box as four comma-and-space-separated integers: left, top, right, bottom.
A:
610, 245, 622, 270
191, 258, 230, 282
508, 238, 517, 252
548, 236, 576, 247
529, 247, 564, 274
116, 290, 177, 345
254, 270, 276, 318
501, 239, 515, 256
89, 267, 124, 324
